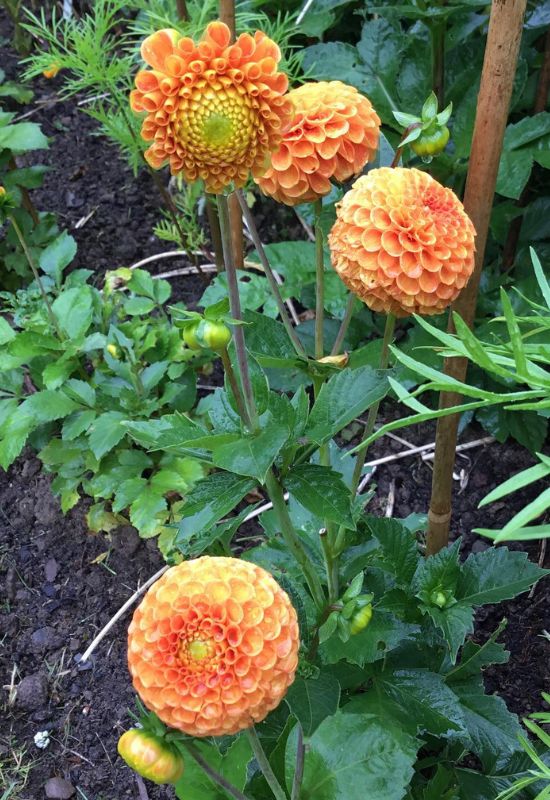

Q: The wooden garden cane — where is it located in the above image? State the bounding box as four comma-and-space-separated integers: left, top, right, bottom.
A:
426, 0, 527, 555
219, 0, 245, 270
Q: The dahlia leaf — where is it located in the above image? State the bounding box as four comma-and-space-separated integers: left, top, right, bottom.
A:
378, 669, 466, 737
39, 231, 76, 284
320, 611, 419, 667
285, 672, 341, 736
456, 547, 549, 605
285, 464, 355, 529
52, 286, 94, 340
366, 516, 420, 588
176, 735, 252, 800
211, 418, 289, 483
175, 472, 257, 543
446, 621, 510, 683
284, 712, 417, 800
88, 410, 127, 459
306, 365, 389, 445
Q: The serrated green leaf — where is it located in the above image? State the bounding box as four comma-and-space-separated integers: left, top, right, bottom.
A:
453, 681, 522, 770
457, 548, 548, 605
175, 472, 257, 544
0, 120, 48, 150
284, 712, 417, 800
0, 317, 15, 345
306, 366, 389, 445
424, 603, 474, 664
130, 489, 167, 538
447, 621, 509, 683
52, 286, 94, 340
379, 669, 466, 736
20, 390, 77, 422
112, 477, 148, 513
211, 416, 289, 483
368, 517, 419, 587
62, 409, 96, 440
175, 735, 252, 800
88, 411, 127, 459
285, 673, 340, 736
39, 231, 77, 284
285, 464, 355, 529
321, 612, 419, 666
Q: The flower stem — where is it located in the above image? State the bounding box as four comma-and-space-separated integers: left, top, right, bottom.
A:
291, 724, 305, 800
246, 727, 288, 800
8, 214, 63, 340
265, 469, 326, 613
235, 189, 307, 359
218, 192, 259, 431
331, 293, 355, 356
390, 123, 421, 169
221, 347, 251, 428
314, 199, 324, 359
184, 742, 252, 800
350, 313, 396, 496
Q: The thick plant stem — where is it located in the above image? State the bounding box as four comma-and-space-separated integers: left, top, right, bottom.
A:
427, 0, 527, 555
246, 728, 287, 800
176, 0, 188, 20
314, 199, 324, 359
350, 313, 396, 496
218, 0, 244, 270
218, 193, 259, 430
265, 470, 326, 613
291, 725, 305, 800
221, 348, 251, 427
8, 214, 63, 340
235, 189, 307, 358
205, 194, 224, 272
331, 294, 355, 355
185, 743, 251, 800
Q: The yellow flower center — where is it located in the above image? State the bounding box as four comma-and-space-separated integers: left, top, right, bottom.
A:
178, 87, 254, 164
202, 113, 234, 147
178, 635, 217, 672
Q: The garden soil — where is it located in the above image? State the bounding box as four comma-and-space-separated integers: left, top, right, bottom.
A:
1, 18, 549, 800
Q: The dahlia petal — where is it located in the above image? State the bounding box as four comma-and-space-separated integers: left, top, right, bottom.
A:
141, 29, 178, 71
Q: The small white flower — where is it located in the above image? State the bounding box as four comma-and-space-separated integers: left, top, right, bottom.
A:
34, 730, 50, 749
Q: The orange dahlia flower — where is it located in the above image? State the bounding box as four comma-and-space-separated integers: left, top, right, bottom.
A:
256, 80, 380, 205
329, 167, 475, 316
129, 22, 293, 194
128, 556, 299, 737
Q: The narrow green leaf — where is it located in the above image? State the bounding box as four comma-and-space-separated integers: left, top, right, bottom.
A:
479, 461, 550, 507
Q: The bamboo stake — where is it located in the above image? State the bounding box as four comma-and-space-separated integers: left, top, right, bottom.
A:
426, 0, 527, 555
219, 0, 244, 270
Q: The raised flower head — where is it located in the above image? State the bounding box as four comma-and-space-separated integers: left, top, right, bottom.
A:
127, 556, 299, 737
130, 22, 293, 193
256, 80, 380, 205
329, 167, 475, 316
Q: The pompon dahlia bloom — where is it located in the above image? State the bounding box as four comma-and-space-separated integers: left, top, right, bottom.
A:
128, 556, 299, 737
329, 167, 476, 316
256, 80, 380, 205
129, 22, 293, 193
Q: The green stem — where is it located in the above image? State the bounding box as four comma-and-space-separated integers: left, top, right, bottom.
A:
314, 199, 324, 360
331, 294, 355, 356
246, 728, 288, 800
235, 189, 307, 359
8, 214, 63, 339
291, 724, 305, 800
221, 347, 250, 427
265, 469, 326, 613
350, 313, 397, 496
217, 192, 259, 431
184, 742, 252, 800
